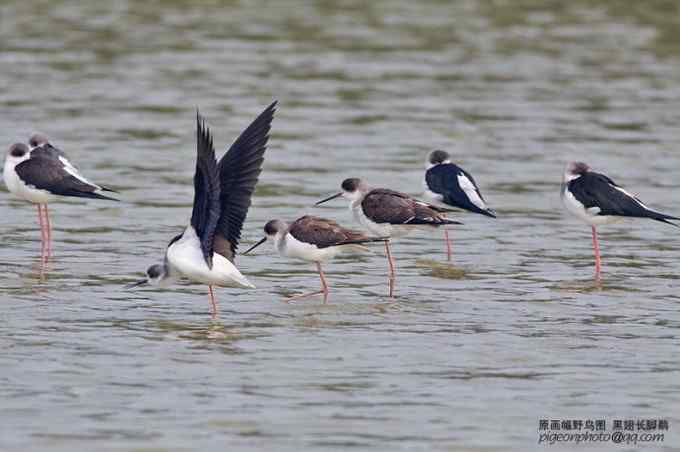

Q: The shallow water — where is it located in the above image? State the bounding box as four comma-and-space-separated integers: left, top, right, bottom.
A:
1, 1, 680, 451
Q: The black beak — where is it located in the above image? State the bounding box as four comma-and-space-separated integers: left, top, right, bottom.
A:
315, 192, 342, 205
124, 279, 148, 289
243, 237, 267, 255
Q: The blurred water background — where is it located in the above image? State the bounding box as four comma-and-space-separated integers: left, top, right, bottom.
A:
1, 1, 680, 450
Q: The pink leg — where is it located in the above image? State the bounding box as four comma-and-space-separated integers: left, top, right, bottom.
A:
37, 204, 47, 262
284, 262, 329, 303
317, 262, 330, 303
444, 229, 452, 261
208, 285, 218, 318
592, 226, 602, 282
44, 204, 52, 256
385, 241, 396, 298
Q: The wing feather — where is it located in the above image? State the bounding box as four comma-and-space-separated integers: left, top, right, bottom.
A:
362, 189, 460, 225
190, 112, 221, 268
289, 215, 382, 248
569, 172, 679, 223
425, 163, 495, 217
214, 101, 277, 262
15, 154, 117, 201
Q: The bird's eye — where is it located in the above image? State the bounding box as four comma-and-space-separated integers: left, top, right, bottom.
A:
10, 148, 26, 158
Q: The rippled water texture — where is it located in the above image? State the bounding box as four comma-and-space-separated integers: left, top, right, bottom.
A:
1, 1, 680, 451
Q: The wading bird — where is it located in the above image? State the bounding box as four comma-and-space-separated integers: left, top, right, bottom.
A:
127, 102, 276, 317
244, 215, 388, 302
3, 134, 117, 260
561, 161, 679, 281
423, 149, 496, 260
316, 178, 461, 297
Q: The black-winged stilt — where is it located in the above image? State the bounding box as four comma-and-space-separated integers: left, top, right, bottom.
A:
127, 102, 276, 317
3, 135, 117, 260
244, 215, 387, 302
316, 178, 461, 297
561, 161, 679, 281
423, 149, 496, 260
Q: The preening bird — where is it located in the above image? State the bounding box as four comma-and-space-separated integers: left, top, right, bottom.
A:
3, 134, 117, 260
423, 149, 496, 260
561, 161, 679, 281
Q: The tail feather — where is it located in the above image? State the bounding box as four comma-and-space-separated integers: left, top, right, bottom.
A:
341, 236, 390, 246
318, 237, 389, 249
655, 218, 679, 227
429, 205, 456, 213
442, 218, 463, 225
646, 209, 680, 227
480, 208, 497, 218
405, 217, 463, 226
65, 190, 119, 201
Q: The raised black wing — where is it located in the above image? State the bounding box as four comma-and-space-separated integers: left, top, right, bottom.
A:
362, 189, 461, 226
14, 154, 117, 201
569, 172, 679, 224
425, 163, 495, 217
190, 112, 222, 268
214, 101, 276, 262
288, 215, 385, 248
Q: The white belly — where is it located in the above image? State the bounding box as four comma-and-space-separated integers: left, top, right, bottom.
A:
167, 227, 255, 288
3, 160, 57, 204
561, 188, 622, 226
351, 202, 420, 239
280, 233, 340, 262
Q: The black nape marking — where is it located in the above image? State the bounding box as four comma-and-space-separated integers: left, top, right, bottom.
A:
147, 264, 164, 279
264, 220, 282, 235
9, 143, 27, 158
341, 178, 360, 192
571, 162, 590, 175
28, 133, 49, 148
429, 149, 449, 164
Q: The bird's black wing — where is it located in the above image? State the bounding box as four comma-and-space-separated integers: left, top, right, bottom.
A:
30, 145, 118, 193
569, 172, 679, 224
288, 215, 384, 248
214, 101, 276, 262
362, 189, 461, 226
190, 113, 222, 268
14, 155, 117, 201
32, 143, 67, 159
425, 163, 495, 217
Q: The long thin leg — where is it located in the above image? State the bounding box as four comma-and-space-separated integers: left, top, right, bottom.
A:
592, 225, 602, 282
208, 285, 218, 318
317, 262, 330, 303
385, 240, 396, 298
37, 204, 44, 240
37, 204, 47, 262
44, 204, 52, 256
444, 229, 452, 261
284, 262, 329, 303
37, 204, 45, 243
